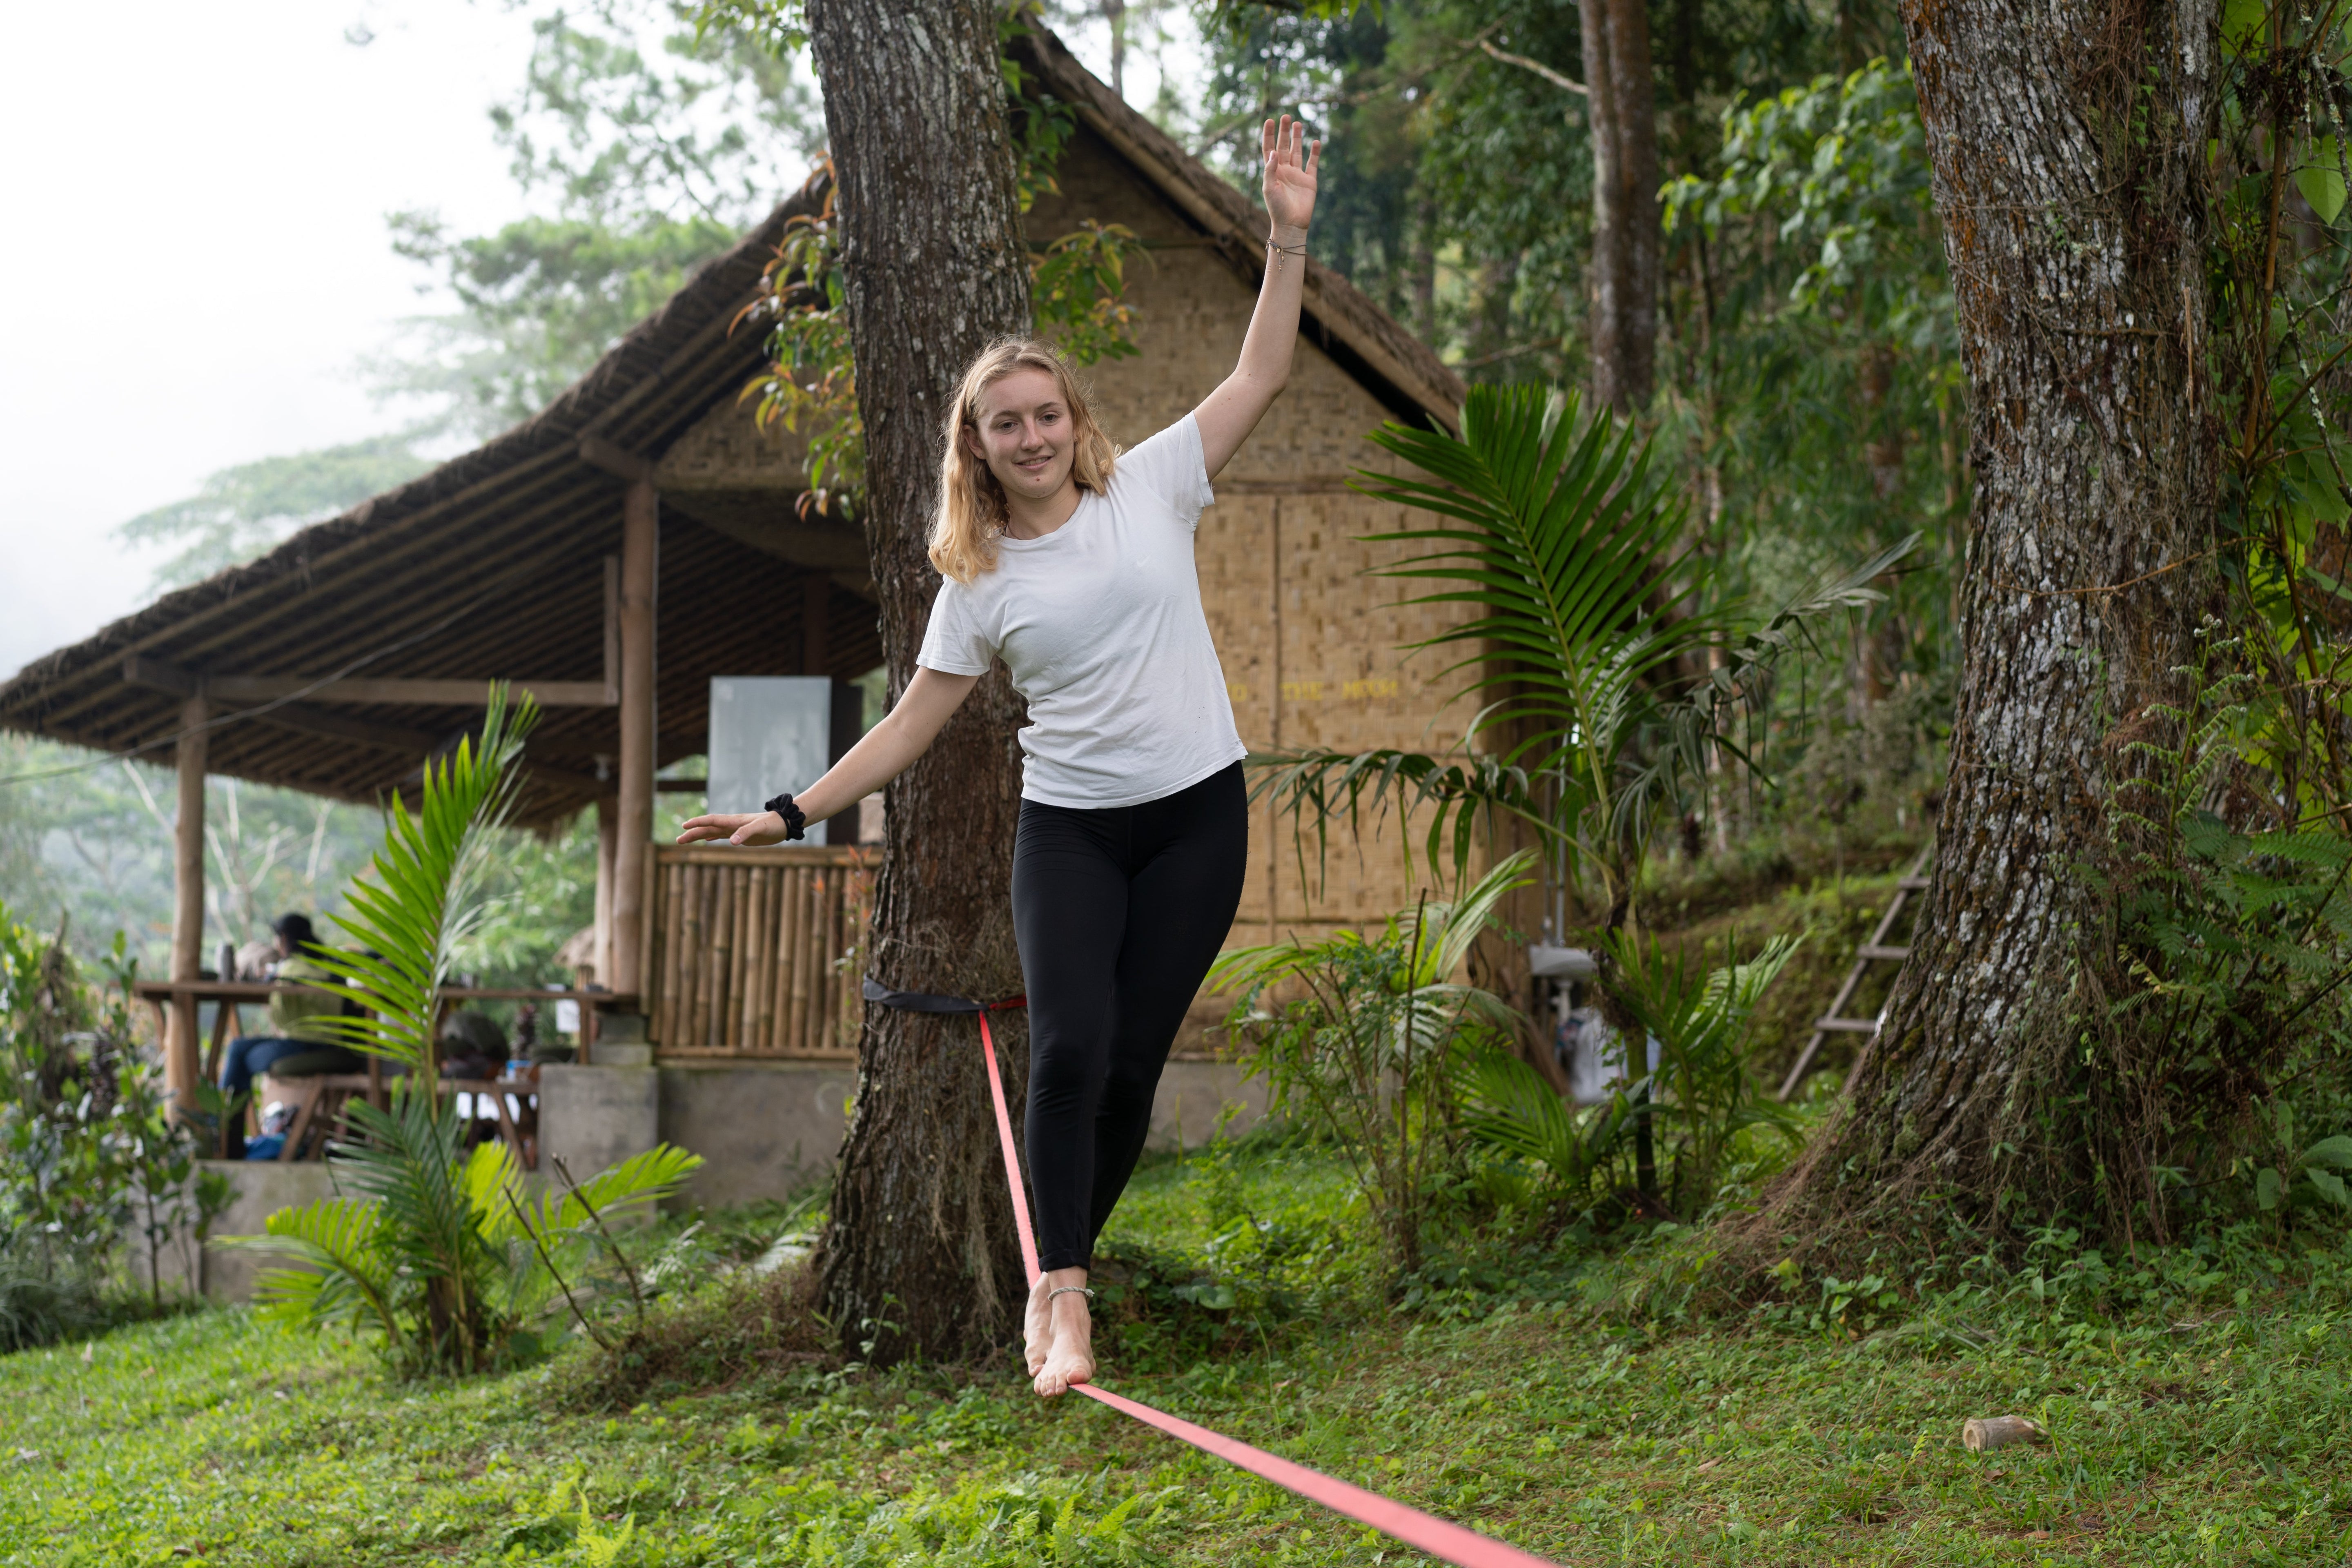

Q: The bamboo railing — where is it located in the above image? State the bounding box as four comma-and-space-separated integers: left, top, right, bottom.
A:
644, 844, 874, 1059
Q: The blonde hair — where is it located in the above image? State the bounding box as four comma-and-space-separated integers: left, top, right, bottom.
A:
929, 338, 1117, 583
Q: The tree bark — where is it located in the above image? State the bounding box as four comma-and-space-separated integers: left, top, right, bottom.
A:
1581, 0, 1660, 414
1783, 0, 2219, 1236
807, 0, 1036, 1363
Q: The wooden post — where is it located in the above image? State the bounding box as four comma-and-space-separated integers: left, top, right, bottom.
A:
593, 795, 618, 987
612, 478, 658, 996
167, 692, 209, 1117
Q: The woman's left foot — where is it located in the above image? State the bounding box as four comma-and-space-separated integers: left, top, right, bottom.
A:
1033, 1288, 1095, 1397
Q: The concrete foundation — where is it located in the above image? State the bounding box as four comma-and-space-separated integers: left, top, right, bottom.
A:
658, 1062, 858, 1208
538, 1062, 660, 1189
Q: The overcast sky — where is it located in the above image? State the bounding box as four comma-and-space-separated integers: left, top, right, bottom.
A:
0, 1, 1168, 685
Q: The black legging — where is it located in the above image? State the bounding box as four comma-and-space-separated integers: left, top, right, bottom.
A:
1012, 762, 1248, 1273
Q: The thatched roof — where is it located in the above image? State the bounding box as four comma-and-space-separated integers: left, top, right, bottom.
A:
0, 24, 1459, 828
0, 169, 868, 826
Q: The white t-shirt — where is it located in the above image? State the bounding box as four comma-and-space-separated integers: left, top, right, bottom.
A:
916, 414, 1247, 808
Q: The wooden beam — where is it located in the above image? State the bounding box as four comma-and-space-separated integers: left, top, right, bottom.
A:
124, 655, 613, 707
580, 436, 655, 484
167, 693, 208, 1119
612, 477, 658, 994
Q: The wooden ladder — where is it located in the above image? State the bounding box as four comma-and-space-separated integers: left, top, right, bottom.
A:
1777, 843, 1933, 1100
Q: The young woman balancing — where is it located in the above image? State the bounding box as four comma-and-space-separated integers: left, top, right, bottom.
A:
679, 116, 1321, 1396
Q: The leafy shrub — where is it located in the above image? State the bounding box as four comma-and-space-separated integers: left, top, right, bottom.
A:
218, 688, 702, 1374
2092, 626, 2352, 1236
0, 908, 230, 1341
1209, 853, 1533, 1274
0, 1246, 108, 1354
1451, 930, 1801, 1222
1608, 929, 1804, 1213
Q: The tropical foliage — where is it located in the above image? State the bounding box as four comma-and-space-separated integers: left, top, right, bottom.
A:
1607, 929, 1803, 1211
1452, 931, 1801, 1219
224, 1111, 701, 1373
1209, 851, 1534, 1272
1254, 382, 1911, 927
302, 688, 539, 1074
219, 684, 703, 1373
0, 905, 230, 1345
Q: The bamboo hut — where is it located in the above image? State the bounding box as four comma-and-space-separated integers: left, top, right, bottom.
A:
0, 25, 1477, 1118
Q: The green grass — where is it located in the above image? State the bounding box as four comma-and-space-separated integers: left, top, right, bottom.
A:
6, 1139, 2352, 1566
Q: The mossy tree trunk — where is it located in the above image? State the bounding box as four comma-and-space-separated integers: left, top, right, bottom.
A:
807, 0, 1036, 1363
1781, 0, 2221, 1238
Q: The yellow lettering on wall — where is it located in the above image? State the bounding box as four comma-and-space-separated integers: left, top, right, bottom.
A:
1341, 679, 1400, 700
1280, 680, 1325, 702
1226, 682, 1250, 702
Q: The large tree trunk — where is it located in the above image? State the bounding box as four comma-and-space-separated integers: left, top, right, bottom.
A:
1781, 0, 2219, 1238
1581, 0, 1659, 414
807, 0, 1036, 1363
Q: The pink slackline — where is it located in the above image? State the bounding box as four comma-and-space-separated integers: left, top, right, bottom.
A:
912, 989, 1559, 1568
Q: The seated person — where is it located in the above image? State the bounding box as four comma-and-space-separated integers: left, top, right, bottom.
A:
218, 913, 362, 1156
438, 1009, 508, 1080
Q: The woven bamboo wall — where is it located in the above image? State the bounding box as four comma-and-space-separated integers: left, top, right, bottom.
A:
646, 845, 872, 1058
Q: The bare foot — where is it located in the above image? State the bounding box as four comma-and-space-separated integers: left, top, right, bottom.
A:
1033, 1282, 1096, 1397
1023, 1274, 1054, 1376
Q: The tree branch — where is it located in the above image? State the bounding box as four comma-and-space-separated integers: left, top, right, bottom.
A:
1478, 39, 1587, 96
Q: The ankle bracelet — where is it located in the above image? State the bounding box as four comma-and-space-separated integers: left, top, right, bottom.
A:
1047, 1285, 1094, 1303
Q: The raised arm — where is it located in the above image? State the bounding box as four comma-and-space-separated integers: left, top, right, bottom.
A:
1192, 116, 1321, 481
677, 666, 980, 845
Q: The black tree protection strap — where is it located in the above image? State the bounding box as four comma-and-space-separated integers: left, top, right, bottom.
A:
860, 977, 1025, 1015
856, 974, 1562, 1568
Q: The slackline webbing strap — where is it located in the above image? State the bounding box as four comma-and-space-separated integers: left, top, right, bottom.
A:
866, 978, 1563, 1568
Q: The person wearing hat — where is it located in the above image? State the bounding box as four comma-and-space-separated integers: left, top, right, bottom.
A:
216, 913, 361, 1155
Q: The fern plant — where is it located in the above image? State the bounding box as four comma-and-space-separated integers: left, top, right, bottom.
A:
305, 685, 535, 1075
1209, 852, 1536, 1273
218, 684, 702, 1372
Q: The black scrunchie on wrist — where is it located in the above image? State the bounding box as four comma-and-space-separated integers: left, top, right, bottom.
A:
762, 793, 808, 841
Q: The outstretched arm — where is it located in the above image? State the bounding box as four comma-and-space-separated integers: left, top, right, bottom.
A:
677, 666, 980, 845
1192, 116, 1321, 481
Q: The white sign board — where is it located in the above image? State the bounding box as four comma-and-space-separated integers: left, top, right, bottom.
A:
708, 677, 833, 817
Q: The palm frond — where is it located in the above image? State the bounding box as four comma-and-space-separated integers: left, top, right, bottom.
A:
1352, 385, 1717, 746
215, 1196, 402, 1343
309, 686, 539, 1073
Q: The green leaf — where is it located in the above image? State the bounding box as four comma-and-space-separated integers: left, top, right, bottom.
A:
2301, 1134, 2352, 1169
2296, 137, 2347, 224
2256, 1165, 2283, 1210
2221, 0, 2270, 56
2307, 1167, 2351, 1207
